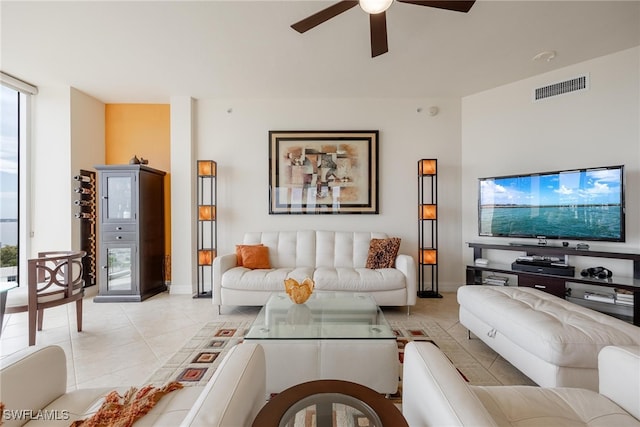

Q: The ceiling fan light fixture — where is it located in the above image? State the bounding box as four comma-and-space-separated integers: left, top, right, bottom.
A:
291, 0, 475, 57
359, 0, 393, 14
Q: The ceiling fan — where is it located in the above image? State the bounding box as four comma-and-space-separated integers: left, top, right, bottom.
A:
291, 0, 475, 58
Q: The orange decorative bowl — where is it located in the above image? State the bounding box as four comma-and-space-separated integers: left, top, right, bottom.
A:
284, 277, 314, 304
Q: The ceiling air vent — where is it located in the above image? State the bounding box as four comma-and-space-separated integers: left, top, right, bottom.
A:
533, 75, 589, 102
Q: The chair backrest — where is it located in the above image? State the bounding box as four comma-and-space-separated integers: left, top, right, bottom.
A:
243, 231, 316, 268
28, 251, 86, 302
0, 345, 67, 427
315, 230, 388, 268
598, 346, 640, 420
242, 230, 388, 269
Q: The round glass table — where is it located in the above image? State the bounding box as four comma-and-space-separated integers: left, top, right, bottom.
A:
252, 380, 408, 427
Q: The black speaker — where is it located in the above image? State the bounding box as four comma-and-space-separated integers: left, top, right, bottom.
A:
580, 266, 612, 279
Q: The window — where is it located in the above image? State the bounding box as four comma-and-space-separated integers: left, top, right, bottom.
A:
1, 72, 37, 284
0, 85, 19, 282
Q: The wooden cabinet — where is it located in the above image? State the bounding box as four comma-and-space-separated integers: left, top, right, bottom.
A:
517, 274, 566, 298
94, 165, 166, 302
466, 242, 640, 325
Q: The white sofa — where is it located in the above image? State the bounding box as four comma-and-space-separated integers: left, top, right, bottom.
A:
213, 230, 417, 313
402, 341, 640, 427
458, 285, 640, 391
0, 343, 266, 427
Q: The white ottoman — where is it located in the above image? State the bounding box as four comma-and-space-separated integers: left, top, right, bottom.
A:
458, 286, 640, 391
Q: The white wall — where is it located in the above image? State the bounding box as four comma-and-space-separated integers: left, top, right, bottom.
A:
170, 97, 196, 294
30, 86, 104, 257
31, 86, 72, 254
70, 88, 105, 251
461, 47, 640, 277
180, 98, 463, 292
28, 49, 639, 297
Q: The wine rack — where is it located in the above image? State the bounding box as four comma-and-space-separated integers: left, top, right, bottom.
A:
74, 169, 96, 287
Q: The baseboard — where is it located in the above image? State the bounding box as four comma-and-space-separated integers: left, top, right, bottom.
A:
169, 283, 194, 295
438, 283, 465, 293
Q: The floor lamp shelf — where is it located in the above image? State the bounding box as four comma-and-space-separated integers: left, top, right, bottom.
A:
195, 160, 217, 298
418, 159, 441, 298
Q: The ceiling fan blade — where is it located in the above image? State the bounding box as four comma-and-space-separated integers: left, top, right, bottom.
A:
370, 12, 388, 58
397, 0, 475, 13
291, 1, 359, 33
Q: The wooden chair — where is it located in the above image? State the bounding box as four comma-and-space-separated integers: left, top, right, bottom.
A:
5, 251, 86, 346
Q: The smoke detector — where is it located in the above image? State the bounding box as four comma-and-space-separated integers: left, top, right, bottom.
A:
532, 50, 557, 62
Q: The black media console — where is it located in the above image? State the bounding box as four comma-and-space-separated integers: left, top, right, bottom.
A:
466, 242, 640, 326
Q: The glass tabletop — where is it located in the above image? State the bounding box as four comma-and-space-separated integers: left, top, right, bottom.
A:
245, 292, 395, 340
251, 379, 409, 427
279, 393, 381, 427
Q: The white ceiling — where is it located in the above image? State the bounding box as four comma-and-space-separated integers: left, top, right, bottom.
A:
2, 1, 639, 103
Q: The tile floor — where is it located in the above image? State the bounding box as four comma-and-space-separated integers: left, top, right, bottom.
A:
0, 286, 535, 391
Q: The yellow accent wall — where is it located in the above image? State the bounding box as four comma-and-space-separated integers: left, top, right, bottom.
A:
105, 104, 171, 277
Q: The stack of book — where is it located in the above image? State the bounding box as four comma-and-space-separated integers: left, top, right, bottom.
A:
483, 275, 509, 286
583, 291, 615, 304
615, 289, 634, 307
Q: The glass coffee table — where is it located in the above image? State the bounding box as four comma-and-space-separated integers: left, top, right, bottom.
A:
252, 379, 408, 427
245, 292, 399, 396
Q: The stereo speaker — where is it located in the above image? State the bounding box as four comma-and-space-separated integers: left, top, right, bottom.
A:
580, 266, 612, 279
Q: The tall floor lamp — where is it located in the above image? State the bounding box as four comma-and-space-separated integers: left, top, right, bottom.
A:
418, 159, 441, 298
195, 160, 216, 298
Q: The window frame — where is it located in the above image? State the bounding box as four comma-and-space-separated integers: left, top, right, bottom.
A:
1, 72, 37, 286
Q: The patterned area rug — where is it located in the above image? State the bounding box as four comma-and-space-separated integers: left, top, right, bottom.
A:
390, 319, 501, 402
146, 321, 251, 387
146, 319, 500, 392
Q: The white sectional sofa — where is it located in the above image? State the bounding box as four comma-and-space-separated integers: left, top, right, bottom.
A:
0, 343, 266, 427
213, 230, 417, 313
458, 285, 640, 391
402, 341, 640, 427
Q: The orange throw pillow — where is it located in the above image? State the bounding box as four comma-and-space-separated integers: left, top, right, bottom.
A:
366, 237, 401, 269
236, 244, 263, 266
240, 245, 271, 269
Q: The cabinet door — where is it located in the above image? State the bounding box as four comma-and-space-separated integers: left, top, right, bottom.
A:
100, 172, 137, 223
100, 243, 137, 294
518, 274, 566, 298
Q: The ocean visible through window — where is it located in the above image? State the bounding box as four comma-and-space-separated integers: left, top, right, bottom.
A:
1, 85, 19, 281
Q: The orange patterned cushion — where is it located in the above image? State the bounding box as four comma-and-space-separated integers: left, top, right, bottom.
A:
240, 245, 271, 269
366, 237, 401, 269
235, 244, 263, 266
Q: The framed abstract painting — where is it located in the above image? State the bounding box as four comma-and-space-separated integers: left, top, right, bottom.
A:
269, 130, 379, 214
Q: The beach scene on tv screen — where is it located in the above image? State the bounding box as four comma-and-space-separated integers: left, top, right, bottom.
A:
479, 168, 623, 240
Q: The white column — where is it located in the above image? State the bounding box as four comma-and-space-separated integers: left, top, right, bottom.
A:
31, 86, 72, 254
169, 97, 196, 295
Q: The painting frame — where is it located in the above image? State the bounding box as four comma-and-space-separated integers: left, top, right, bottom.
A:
269, 130, 379, 214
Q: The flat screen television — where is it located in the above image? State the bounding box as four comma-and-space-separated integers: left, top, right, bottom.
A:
478, 165, 625, 242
